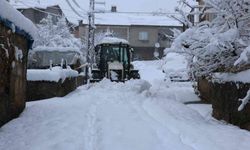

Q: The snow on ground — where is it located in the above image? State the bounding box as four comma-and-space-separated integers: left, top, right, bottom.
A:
187, 104, 213, 120
1, 60, 250, 150
133, 58, 198, 103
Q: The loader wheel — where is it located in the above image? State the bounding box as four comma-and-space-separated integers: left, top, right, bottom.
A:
129, 70, 140, 79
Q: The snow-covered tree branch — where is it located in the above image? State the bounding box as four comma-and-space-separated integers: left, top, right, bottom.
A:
166, 0, 250, 77
33, 15, 83, 49
238, 89, 250, 111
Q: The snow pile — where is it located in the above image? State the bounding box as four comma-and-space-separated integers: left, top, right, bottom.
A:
92, 78, 151, 94
162, 52, 189, 81
134, 60, 199, 103
0, 0, 36, 38
124, 79, 152, 94
213, 69, 250, 83
133, 60, 165, 84
33, 46, 81, 53
27, 66, 79, 82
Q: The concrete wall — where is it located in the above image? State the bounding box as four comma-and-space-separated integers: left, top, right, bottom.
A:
0, 22, 29, 127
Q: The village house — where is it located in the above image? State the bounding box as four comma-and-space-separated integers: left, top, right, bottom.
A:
10, 3, 78, 33
9, 0, 87, 35
77, 7, 182, 60
17, 5, 63, 24
0, 0, 36, 127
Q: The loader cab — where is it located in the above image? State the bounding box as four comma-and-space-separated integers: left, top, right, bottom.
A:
91, 37, 140, 82
95, 43, 130, 71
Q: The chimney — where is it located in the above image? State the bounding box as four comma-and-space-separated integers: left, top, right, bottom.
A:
111, 6, 117, 12
79, 20, 83, 26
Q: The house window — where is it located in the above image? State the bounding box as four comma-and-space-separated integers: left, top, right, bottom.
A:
139, 32, 148, 41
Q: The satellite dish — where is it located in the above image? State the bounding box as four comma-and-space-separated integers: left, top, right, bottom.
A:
155, 42, 160, 48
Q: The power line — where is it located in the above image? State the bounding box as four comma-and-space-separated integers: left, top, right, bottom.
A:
65, 0, 86, 18
72, 0, 84, 10
12, 1, 89, 19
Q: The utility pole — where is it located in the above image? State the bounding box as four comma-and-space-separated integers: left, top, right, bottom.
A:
86, 0, 105, 80
86, 0, 95, 79
87, 0, 95, 65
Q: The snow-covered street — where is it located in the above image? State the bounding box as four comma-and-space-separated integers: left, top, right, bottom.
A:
1, 60, 250, 150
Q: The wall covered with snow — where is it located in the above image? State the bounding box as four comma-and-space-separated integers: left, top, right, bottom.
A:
27, 76, 83, 101
0, 21, 30, 127
27, 67, 79, 83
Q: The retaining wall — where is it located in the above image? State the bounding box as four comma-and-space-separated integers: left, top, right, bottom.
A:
198, 78, 250, 130
27, 76, 86, 101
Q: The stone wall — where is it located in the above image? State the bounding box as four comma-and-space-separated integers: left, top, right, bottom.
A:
27, 78, 75, 101
197, 77, 212, 103
0, 23, 28, 127
27, 76, 86, 101
198, 78, 250, 130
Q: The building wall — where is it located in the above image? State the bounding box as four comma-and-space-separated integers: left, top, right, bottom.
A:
130, 26, 158, 47
0, 22, 29, 127
96, 25, 129, 40
78, 24, 182, 60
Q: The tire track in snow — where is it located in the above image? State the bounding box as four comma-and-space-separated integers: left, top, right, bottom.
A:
83, 100, 102, 150
123, 93, 195, 150
83, 80, 195, 150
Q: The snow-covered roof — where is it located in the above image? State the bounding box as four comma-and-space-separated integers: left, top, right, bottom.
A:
10, 0, 82, 25
9, 0, 184, 26
98, 37, 129, 45
0, 0, 36, 38
89, 13, 182, 27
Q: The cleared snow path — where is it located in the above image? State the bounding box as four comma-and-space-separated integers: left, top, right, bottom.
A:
1, 60, 250, 150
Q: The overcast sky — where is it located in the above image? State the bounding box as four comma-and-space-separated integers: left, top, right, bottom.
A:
98, 0, 180, 12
